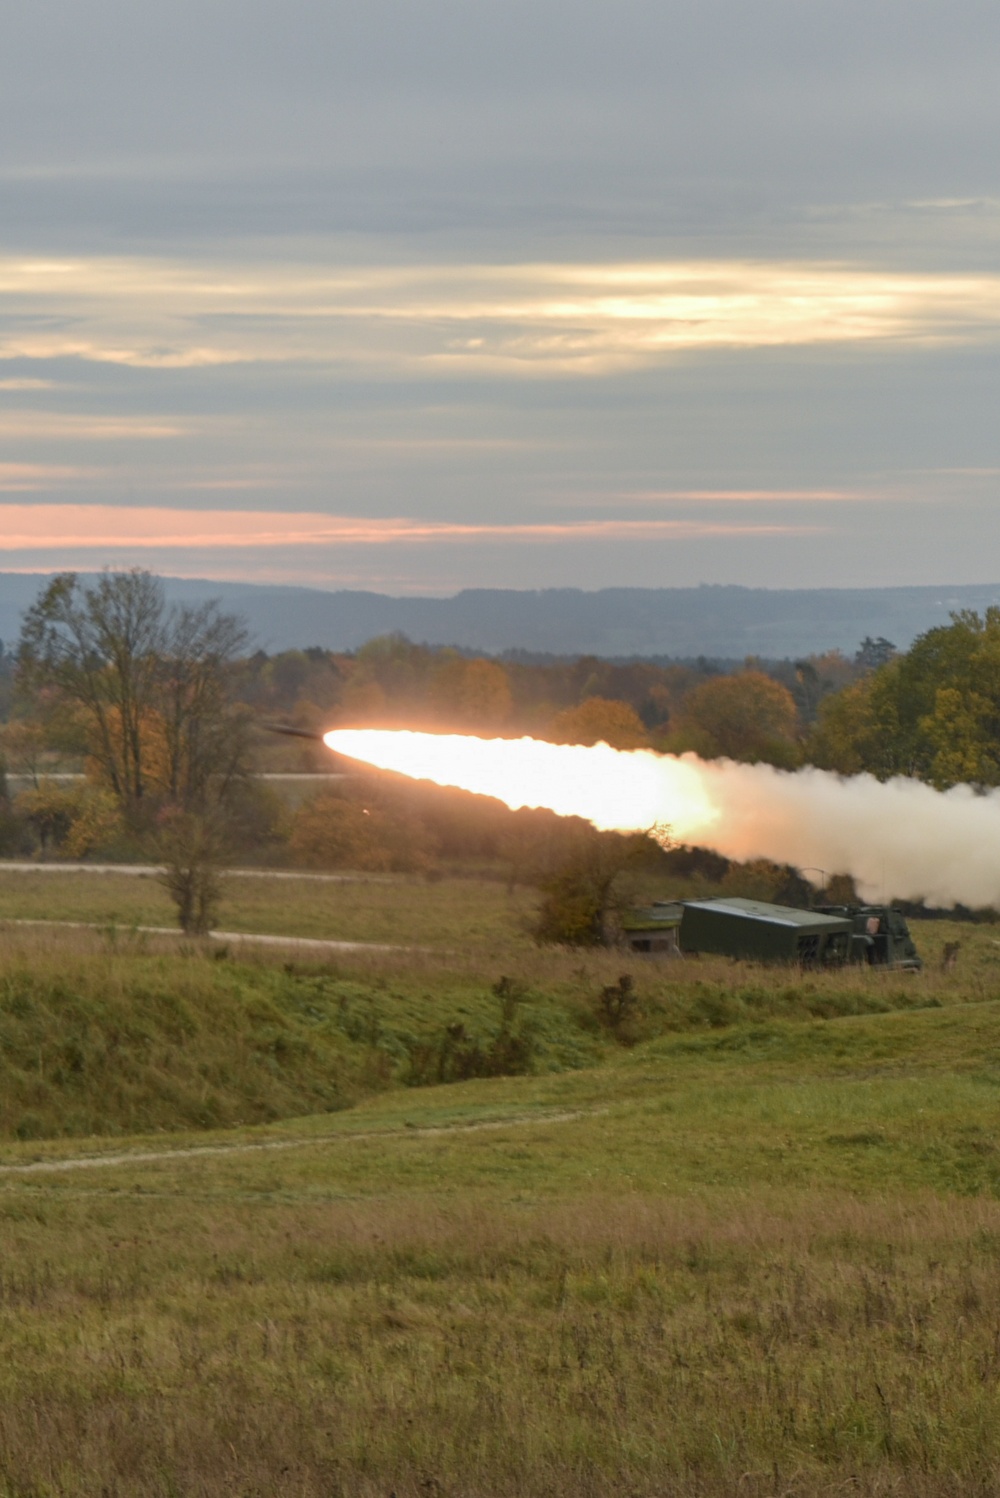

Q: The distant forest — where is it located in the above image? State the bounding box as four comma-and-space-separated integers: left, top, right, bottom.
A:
5, 572, 1000, 925
236, 632, 892, 770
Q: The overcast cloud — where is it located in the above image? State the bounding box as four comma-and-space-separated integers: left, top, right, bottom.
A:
1, 0, 998, 593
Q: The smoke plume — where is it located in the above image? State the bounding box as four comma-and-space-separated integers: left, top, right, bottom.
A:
325, 728, 1000, 908
692, 757, 1000, 907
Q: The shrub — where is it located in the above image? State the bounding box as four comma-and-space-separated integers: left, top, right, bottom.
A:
290, 788, 434, 873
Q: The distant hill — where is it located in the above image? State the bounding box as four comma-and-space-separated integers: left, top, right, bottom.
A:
2, 575, 1000, 661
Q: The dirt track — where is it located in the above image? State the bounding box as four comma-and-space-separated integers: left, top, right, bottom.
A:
0, 862, 389, 883
0, 916, 403, 954
0, 1110, 585, 1176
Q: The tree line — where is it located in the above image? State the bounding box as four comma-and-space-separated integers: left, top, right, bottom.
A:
2, 567, 994, 937
236, 630, 867, 763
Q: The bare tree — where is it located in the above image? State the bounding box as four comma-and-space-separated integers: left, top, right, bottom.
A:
156, 601, 251, 814
155, 808, 226, 936
19, 571, 164, 814
18, 570, 252, 826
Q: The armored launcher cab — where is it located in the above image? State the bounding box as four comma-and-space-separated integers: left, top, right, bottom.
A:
815, 905, 922, 970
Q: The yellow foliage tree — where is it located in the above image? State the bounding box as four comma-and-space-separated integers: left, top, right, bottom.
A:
806, 677, 882, 775
430, 657, 512, 728
547, 697, 649, 750
17, 783, 120, 858
672, 671, 800, 765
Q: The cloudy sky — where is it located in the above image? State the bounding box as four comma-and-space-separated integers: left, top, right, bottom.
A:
2, 0, 999, 594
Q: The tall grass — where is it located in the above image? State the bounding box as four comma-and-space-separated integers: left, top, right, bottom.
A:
2, 1185, 1000, 1494
0, 955, 999, 1493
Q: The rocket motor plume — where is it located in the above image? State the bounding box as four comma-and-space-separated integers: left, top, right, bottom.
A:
324, 727, 1000, 908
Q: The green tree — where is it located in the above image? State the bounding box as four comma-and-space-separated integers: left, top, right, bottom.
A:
855, 635, 897, 672
670, 671, 800, 765
807, 610, 1000, 789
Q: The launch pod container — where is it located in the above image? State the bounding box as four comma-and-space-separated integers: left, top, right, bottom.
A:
679, 897, 853, 967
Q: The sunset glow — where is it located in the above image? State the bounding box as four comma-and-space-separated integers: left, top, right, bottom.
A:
0, 505, 813, 551
3, 257, 1000, 378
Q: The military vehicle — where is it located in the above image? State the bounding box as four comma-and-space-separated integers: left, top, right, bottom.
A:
678, 898, 854, 967
675, 897, 923, 969
815, 904, 922, 970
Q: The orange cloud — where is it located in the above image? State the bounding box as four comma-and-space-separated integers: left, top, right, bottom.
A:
0, 504, 819, 549
0, 464, 99, 491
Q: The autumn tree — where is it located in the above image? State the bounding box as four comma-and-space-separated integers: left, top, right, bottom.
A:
669, 670, 800, 765
18, 571, 252, 825
152, 601, 252, 813
18, 571, 254, 925
806, 676, 887, 777
289, 787, 433, 873
429, 655, 512, 728
18, 783, 120, 858
19, 571, 164, 814
547, 696, 650, 750
532, 823, 655, 947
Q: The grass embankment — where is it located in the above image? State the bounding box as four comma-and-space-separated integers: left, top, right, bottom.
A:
0, 902, 992, 1143
2, 1006, 1000, 1494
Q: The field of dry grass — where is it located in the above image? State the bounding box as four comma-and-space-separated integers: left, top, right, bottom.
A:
1, 869, 999, 1493
0, 863, 538, 948
0, 993, 998, 1493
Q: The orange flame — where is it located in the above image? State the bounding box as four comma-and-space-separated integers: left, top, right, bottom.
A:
326, 725, 1000, 910
323, 728, 720, 841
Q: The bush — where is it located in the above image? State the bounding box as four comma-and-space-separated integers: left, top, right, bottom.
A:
290, 788, 434, 873
154, 810, 226, 934
532, 827, 650, 946
403, 977, 537, 1085
15, 782, 121, 858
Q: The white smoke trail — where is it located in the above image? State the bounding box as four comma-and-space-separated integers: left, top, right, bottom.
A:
325, 728, 1000, 907
692, 758, 1000, 907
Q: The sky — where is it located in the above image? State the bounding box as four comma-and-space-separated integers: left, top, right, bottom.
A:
2, 0, 1000, 595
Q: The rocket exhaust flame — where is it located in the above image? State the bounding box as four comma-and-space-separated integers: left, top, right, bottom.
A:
324, 727, 1000, 908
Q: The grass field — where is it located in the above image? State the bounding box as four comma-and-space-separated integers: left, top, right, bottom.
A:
3, 870, 1000, 1494
3, 1004, 1000, 1495
0, 865, 538, 949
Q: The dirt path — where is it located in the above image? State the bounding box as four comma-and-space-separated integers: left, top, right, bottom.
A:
0, 862, 391, 884
0, 916, 405, 954
0, 1110, 586, 1176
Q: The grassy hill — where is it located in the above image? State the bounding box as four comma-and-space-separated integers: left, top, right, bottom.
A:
2, 869, 1000, 1493
0, 878, 990, 1144
2, 996, 1000, 1494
